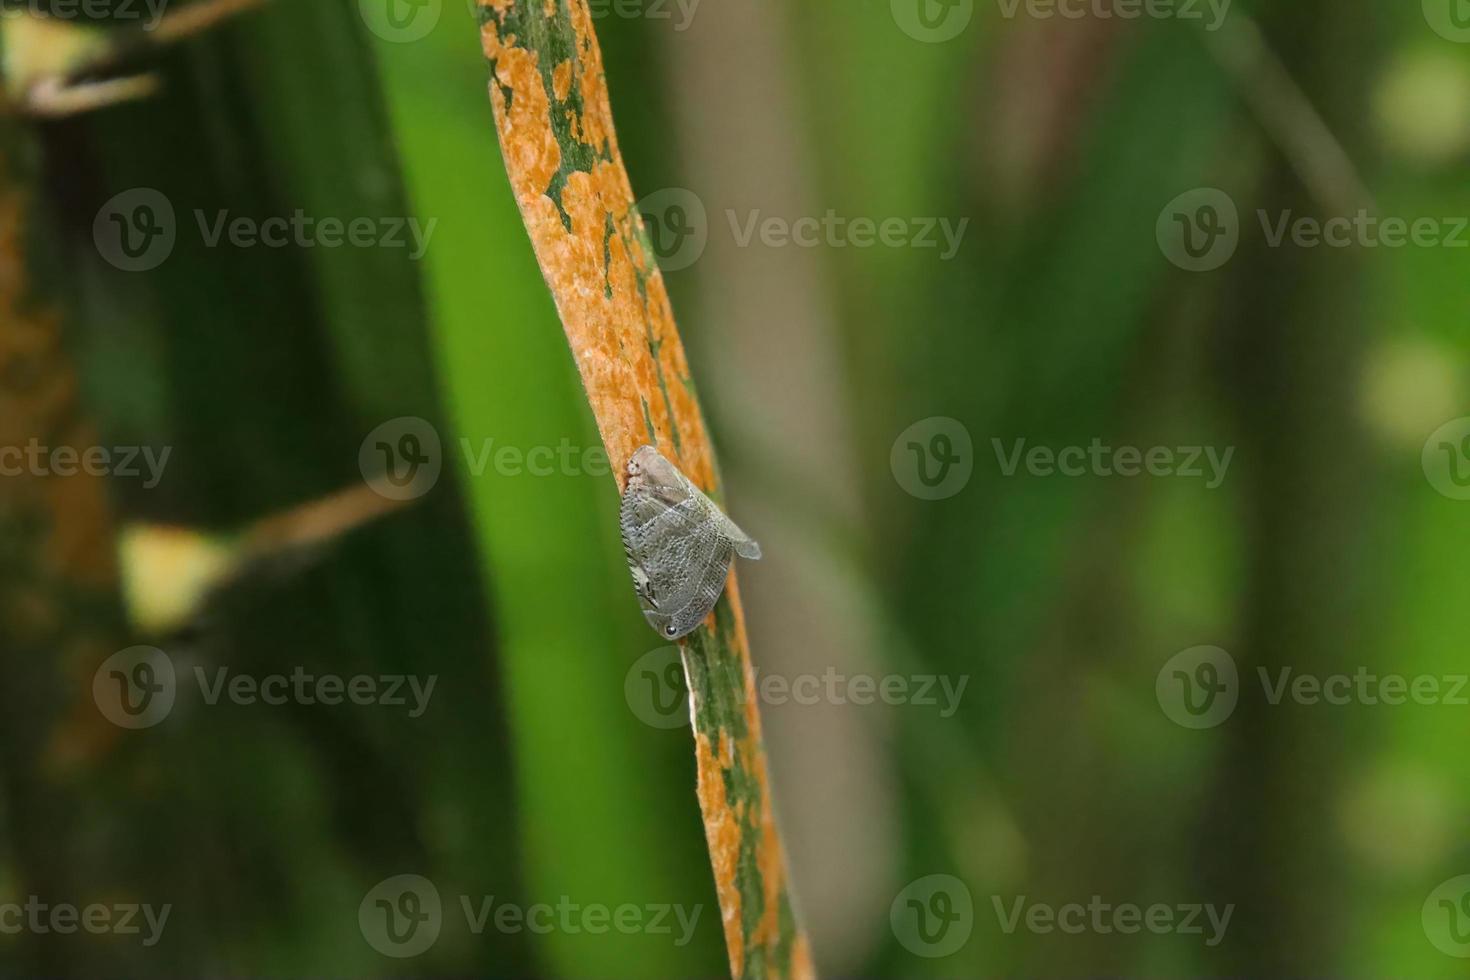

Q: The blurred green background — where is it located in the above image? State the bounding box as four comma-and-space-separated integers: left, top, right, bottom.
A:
3, 0, 1470, 975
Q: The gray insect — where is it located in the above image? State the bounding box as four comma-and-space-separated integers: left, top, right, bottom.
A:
619, 445, 761, 639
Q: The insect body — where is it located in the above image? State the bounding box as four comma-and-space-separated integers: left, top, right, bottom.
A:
619, 446, 760, 639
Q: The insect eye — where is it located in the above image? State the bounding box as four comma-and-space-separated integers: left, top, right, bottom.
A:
665, 625, 677, 636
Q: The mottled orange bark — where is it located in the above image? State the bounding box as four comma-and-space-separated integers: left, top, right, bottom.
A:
476, 2, 812, 976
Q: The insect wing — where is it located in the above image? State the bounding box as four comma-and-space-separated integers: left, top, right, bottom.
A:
678, 471, 760, 561
664, 535, 733, 637
621, 486, 674, 608
620, 487, 734, 636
